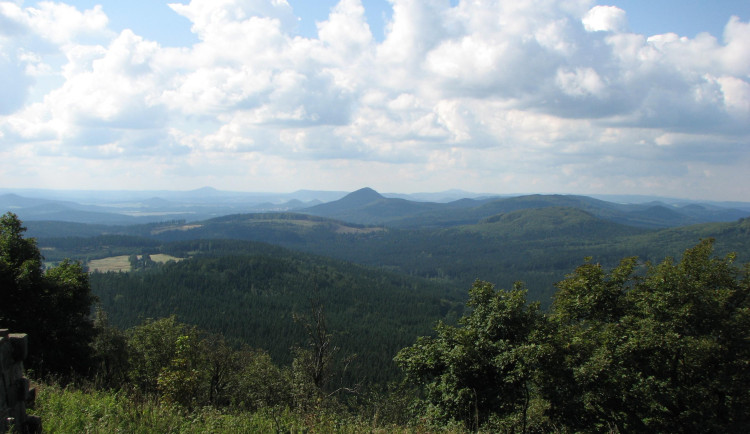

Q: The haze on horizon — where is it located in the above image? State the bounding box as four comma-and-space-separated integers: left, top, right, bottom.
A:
1, 0, 749, 201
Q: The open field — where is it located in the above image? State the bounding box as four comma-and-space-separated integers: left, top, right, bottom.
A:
88, 254, 183, 273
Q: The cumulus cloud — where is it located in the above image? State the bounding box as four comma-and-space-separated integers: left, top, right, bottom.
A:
168, 0, 298, 38
0, 1, 109, 114
317, 0, 373, 59
0, 0, 749, 199
582, 5, 627, 33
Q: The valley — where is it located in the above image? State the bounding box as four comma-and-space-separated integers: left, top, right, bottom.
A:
14, 188, 750, 377
3, 187, 750, 431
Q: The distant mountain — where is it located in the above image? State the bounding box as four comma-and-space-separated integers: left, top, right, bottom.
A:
384, 190, 501, 203
0, 193, 51, 209
676, 203, 749, 222
286, 190, 348, 203
590, 194, 750, 212
314, 187, 383, 209
302, 189, 750, 229
186, 186, 221, 197
617, 204, 693, 228
0, 194, 144, 225
0, 187, 349, 206
4, 187, 749, 229
14, 204, 140, 225
0, 193, 89, 211
303, 187, 444, 224
470, 207, 644, 240
0, 190, 338, 225
271, 199, 303, 210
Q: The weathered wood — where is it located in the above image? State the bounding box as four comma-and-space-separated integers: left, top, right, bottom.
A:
0, 330, 40, 433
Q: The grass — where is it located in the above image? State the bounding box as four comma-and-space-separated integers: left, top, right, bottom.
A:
88, 254, 183, 273
32, 383, 302, 433
29, 383, 467, 433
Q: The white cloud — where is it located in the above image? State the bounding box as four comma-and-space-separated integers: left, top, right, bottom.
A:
317, 0, 372, 59
168, 0, 297, 39
23, 2, 109, 44
721, 16, 750, 75
582, 5, 627, 33
718, 76, 750, 117
556, 67, 606, 97
0, 0, 749, 199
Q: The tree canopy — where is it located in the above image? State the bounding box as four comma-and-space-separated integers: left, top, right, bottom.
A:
0, 212, 96, 377
397, 239, 750, 432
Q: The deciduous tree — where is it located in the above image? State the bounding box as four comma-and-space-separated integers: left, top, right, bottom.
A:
543, 239, 750, 432
395, 280, 542, 431
0, 212, 96, 377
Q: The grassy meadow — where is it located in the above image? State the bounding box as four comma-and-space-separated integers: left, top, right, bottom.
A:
87, 254, 183, 273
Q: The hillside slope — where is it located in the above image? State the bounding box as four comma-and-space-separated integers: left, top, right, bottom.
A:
91, 240, 464, 385
30, 208, 750, 309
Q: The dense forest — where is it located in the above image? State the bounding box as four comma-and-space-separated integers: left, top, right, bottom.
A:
3, 198, 750, 431
30, 204, 750, 307
90, 245, 464, 385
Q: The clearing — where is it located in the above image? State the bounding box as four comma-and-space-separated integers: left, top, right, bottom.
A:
88, 254, 183, 273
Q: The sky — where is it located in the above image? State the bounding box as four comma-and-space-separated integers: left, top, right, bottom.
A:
1, 1, 749, 200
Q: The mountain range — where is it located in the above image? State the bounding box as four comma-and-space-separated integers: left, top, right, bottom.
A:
22, 186, 750, 308
303, 187, 750, 229
3, 186, 749, 229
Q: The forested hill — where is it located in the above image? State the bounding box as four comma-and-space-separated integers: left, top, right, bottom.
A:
91, 239, 465, 385
301, 189, 750, 229
31, 207, 750, 309
302, 187, 446, 224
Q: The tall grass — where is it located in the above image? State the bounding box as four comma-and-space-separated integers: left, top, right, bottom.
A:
31, 383, 298, 433
29, 382, 448, 433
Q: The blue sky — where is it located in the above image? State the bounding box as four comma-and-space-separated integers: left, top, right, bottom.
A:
60, 0, 750, 45
1, 0, 749, 200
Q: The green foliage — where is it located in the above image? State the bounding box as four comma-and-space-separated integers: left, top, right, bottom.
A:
31, 383, 308, 433
124, 316, 296, 413
33, 379, 481, 433
130, 253, 157, 271
90, 307, 129, 388
396, 281, 542, 430
157, 335, 203, 408
227, 348, 292, 411
293, 299, 337, 389
399, 240, 750, 432
91, 250, 464, 385
542, 239, 750, 432
1, 212, 44, 324
127, 316, 200, 394
289, 297, 360, 414
0, 212, 96, 377
34, 234, 161, 262
200, 335, 239, 407
31, 316, 401, 432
